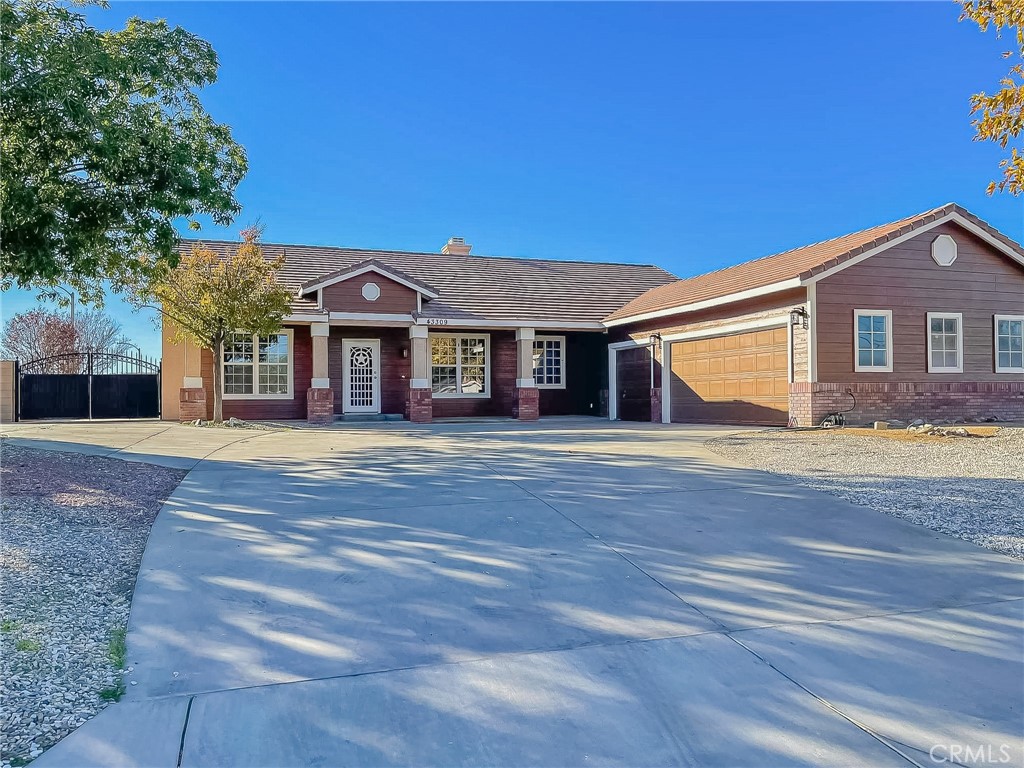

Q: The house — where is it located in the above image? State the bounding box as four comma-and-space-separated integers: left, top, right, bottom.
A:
606, 203, 1024, 426
162, 203, 1024, 426
161, 239, 676, 423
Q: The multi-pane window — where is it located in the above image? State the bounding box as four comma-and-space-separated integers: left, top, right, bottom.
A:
224, 333, 254, 394
927, 313, 963, 373
854, 310, 892, 372
995, 315, 1024, 373
258, 334, 290, 394
533, 336, 565, 388
430, 335, 488, 396
223, 331, 292, 397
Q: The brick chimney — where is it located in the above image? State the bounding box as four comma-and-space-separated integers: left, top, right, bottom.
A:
441, 237, 472, 255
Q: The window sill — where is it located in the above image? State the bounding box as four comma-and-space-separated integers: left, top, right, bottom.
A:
926, 368, 964, 374
536, 384, 566, 390
223, 392, 294, 400
432, 392, 490, 399
853, 366, 893, 373
996, 368, 1024, 375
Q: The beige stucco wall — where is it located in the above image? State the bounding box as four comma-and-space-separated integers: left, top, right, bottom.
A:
161, 318, 204, 421
0, 360, 15, 422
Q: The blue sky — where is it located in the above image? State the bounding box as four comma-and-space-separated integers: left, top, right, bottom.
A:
3, 1, 1022, 357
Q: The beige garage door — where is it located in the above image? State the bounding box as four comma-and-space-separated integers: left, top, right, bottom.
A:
669, 326, 789, 425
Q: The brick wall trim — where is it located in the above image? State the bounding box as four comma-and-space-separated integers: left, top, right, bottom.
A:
788, 381, 1024, 426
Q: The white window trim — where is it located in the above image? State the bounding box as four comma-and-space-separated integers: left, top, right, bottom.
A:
853, 309, 893, 373
533, 335, 566, 390
926, 312, 964, 374
994, 314, 1024, 374
223, 328, 295, 400
429, 332, 491, 399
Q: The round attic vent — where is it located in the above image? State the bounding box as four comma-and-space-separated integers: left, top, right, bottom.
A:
361, 282, 381, 301
931, 234, 957, 267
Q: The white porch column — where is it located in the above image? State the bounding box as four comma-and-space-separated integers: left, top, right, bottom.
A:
310, 323, 331, 389
307, 323, 333, 424
408, 325, 432, 422
409, 326, 430, 389
514, 328, 539, 420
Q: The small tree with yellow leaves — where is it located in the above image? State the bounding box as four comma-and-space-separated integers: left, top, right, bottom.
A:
148, 227, 292, 422
961, 0, 1024, 195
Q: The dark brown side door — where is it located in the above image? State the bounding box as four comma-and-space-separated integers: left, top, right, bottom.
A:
616, 346, 652, 421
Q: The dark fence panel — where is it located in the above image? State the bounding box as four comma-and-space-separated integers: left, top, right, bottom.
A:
18, 351, 161, 420
20, 374, 89, 419
91, 375, 160, 419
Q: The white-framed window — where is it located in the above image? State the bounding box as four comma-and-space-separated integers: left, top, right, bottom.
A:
926, 312, 963, 373
223, 329, 294, 399
533, 335, 566, 389
853, 309, 893, 372
430, 333, 489, 398
994, 314, 1024, 373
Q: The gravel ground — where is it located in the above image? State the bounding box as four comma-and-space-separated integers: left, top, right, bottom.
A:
0, 442, 185, 767
706, 427, 1024, 560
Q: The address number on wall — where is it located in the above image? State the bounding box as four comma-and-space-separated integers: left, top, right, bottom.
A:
422, 318, 449, 326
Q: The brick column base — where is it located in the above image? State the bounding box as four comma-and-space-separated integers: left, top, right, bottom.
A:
408, 388, 432, 423
179, 387, 207, 422
650, 387, 662, 423
306, 387, 335, 425
514, 387, 540, 421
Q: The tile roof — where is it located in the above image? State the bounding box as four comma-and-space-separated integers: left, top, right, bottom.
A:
604, 203, 1024, 323
179, 240, 677, 325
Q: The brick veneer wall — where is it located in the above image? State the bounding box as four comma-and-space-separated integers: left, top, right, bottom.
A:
178, 387, 207, 422
408, 388, 432, 423
513, 387, 539, 420
789, 382, 1024, 427
306, 387, 334, 424
650, 387, 662, 423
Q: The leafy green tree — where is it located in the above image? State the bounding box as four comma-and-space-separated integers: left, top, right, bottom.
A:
147, 228, 292, 423
961, 0, 1024, 195
0, 0, 247, 302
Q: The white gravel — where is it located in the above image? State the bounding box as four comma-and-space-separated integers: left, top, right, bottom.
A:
0, 442, 185, 767
706, 427, 1024, 560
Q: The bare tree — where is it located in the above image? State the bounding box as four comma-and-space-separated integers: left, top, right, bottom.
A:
1, 308, 133, 372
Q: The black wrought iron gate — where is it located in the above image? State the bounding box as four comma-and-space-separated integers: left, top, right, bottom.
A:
18, 352, 161, 420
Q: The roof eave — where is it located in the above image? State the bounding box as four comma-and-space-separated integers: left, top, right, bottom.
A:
602, 278, 804, 327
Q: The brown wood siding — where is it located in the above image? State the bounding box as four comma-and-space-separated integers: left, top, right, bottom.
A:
815, 223, 1024, 382
669, 326, 789, 425
616, 346, 652, 421
320, 274, 418, 314
201, 325, 313, 421
611, 289, 807, 344
328, 327, 411, 415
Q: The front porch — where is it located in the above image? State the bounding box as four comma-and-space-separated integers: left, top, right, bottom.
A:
175, 323, 607, 424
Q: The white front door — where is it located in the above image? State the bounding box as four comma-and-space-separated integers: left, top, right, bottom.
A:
342, 339, 381, 413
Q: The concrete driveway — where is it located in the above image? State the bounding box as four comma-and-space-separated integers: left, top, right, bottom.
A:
10, 418, 1022, 767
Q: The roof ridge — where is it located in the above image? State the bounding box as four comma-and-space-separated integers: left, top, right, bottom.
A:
179, 238, 671, 271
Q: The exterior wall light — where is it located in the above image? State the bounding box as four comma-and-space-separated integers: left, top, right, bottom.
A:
789, 307, 809, 329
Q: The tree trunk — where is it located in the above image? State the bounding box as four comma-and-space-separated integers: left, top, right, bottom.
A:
212, 334, 224, 423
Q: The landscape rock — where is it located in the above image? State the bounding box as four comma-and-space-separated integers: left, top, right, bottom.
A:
706, 427, 1022, 560
0, 443, 186, 766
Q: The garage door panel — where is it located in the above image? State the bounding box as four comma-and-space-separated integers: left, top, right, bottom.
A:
668, 324, 789, 426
